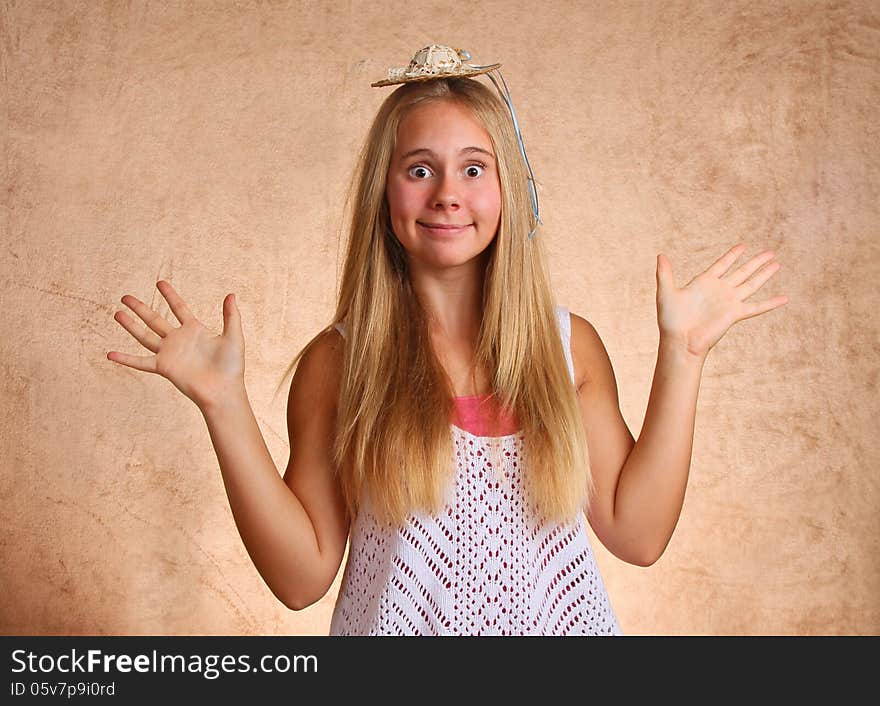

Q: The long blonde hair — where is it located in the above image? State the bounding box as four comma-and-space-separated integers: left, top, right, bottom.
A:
275, 77, 594, 528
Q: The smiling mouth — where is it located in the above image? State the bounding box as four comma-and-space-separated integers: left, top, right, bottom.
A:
418, 222, 473, 233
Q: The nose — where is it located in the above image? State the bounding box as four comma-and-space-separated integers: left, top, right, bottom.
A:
432, 170, 460, 210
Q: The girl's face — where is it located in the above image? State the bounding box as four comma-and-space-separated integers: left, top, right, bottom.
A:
386, 100, 502, 271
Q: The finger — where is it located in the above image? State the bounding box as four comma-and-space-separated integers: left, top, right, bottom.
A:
736, 259, 783, 300
707, 243, 747, 278
727, 249, 778, 287
739, 294, 790, 321
121, 294, 172, 337
157, 280, 196, 325
222, 293, 242, 342
113, 310, 162, 353
106, 349, 159, 374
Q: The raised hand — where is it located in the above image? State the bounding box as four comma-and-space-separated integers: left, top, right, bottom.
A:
655, 244, 789, 361
107, 281, 245, 411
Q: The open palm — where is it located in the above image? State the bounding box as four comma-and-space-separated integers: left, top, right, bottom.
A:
655, 244, 789, 360
108, 281, 245, 411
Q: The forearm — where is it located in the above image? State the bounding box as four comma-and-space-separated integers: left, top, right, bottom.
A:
200, 386, 323, 609
613, 339, 706, 564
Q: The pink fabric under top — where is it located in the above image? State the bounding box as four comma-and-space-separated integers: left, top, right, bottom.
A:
451, 394, 520, 437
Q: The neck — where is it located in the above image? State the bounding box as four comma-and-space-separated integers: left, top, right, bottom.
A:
408, 256, 487, 343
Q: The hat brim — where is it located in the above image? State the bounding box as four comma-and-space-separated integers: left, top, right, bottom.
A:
370, 63, 501, 87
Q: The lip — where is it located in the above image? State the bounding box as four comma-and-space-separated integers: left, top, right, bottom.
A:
418, 222, 473, 233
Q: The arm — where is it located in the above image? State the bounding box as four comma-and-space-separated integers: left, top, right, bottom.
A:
610, 339, 704, 565
575, 245, 787, 566
201, 329, 349, 610
109, 281, 347, 609
572, 316, 703, 567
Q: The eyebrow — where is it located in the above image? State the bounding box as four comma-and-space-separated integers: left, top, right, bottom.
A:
399, 146, 496, 162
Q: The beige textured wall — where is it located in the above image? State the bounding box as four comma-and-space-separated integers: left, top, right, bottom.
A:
1, 0, 877, 635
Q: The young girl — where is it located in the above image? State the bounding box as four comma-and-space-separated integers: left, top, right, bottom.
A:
107, 45, 789, 636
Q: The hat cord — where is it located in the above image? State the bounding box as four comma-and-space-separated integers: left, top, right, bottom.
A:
467, 64, 542, 240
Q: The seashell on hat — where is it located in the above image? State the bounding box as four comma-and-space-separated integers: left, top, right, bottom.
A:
371, 44, 501, 87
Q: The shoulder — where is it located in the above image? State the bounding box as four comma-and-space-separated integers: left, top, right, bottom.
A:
568, 311, 606, 391
288, 326, 345, 406
302, 325, 345, 366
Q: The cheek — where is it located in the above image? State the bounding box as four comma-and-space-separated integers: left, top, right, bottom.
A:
386, 179, 419, 217
475, 183, 502, 221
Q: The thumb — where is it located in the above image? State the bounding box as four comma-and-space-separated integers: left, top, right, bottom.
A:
656, 253, 673, 292
222, 293, 243, 341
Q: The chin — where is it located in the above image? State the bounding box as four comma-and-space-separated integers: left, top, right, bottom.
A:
412, 248, 491, 270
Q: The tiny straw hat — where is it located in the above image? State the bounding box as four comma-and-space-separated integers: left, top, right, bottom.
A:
370, 44, 501, 87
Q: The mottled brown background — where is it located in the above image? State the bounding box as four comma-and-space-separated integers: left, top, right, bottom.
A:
1, 0, 877, 635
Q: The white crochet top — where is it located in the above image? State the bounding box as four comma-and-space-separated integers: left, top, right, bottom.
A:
328, 306, 622, 636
